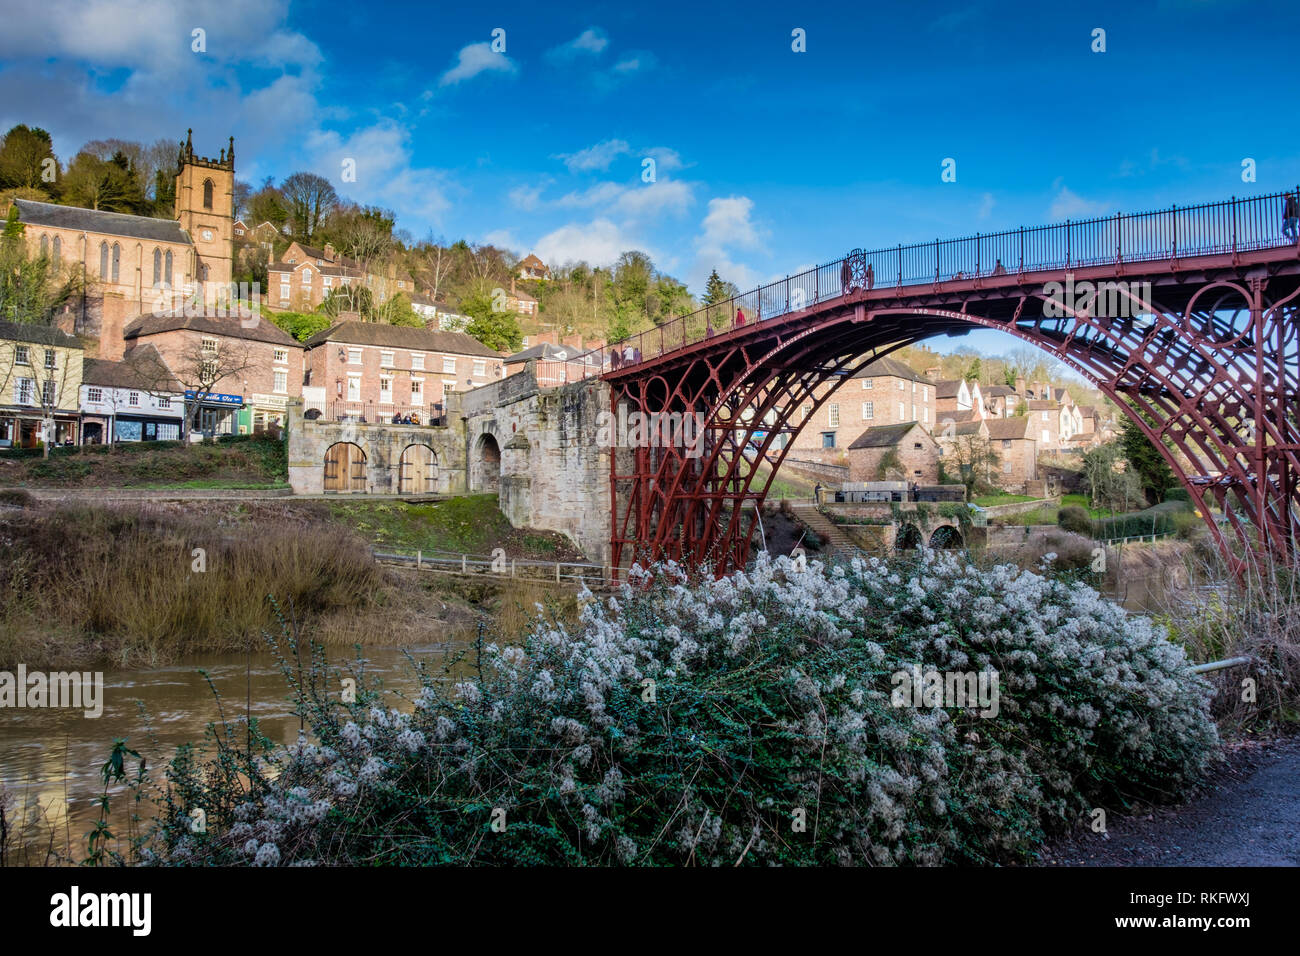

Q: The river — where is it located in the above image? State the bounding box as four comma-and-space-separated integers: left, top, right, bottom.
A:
0, 639, 470, 863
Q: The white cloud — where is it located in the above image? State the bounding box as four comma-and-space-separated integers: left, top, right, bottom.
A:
612, 51, 656, 74
1049, 185, 1110, 220
699, 196, 766, 253
439, 42, 518, 86
547, 27, 609, 61
305, 120, 452, 224
557, 139, 631, 173
977, 192, 995, 220
534, 218, 649, 269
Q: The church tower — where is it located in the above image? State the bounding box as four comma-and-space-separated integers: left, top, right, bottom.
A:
174, 129, 235, 289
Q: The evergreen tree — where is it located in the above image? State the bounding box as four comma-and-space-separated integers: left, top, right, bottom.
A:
702, 269, 735, 306
1119, 415, 1177, 504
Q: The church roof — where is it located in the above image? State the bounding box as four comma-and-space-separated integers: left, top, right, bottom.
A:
13, 199, 190, 245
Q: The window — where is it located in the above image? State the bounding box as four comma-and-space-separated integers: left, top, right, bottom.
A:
381, 350, 395, 367
347, 376, 361, 400
379, 377, 392, 398
14, 346, 29, 365
99, 242, 108, 278
923, 386, 928, 401
44, 349, 55, 369
410, 380, 422, 397
274, 349, 288, 364
472, 359, 487, 377
280, 283, 291, 301
202, 179, 214, 209
165, 250, 173, 287
87, 387, 103, 403
158, 396, 171, 409
349, 349, 362, 365
322, 276, 332, 289
442, 356, 457, 374
201, 337, 218, 354
862, 401, 874, 420
914, 442, 923, 450
861, 378, 873, 390
827, 404, 840, 427
912, 381, 917, 392
821, 432, 836, 449
1041, 411, 1049, 420
1002, 439, 1012, 449
51, 236, 60, 264
111, 243, 121, 283
15, 378, 33, 404
411, 353, 425, 371
274, 370, 287, 393
302, 268, 312, 285
128, 391, 140, 407
899, 402, 905, 418
1042, 430, 1050, 443
897, 380, 905, 390
802, 404, 812, 421
153, 248, 162, 286
39, 235, 48, 256
922, 407, 929, 423
42, 379, 55, 406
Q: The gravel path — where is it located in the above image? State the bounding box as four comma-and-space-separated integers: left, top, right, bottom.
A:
1040, 735, 1300, 866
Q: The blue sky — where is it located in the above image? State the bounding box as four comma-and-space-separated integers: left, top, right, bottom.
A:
2, 0, 1298, 356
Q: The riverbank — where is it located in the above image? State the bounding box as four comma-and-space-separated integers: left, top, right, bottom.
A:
0, 495, 583, 670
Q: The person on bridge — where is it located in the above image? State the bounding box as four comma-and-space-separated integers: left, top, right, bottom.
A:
991, 258, 1007, 276
841, 258, 853, 295
1283, 192, 1298, 241
735, 307, 747, 327
814, 481, 823, 506
865, 262, 874, 290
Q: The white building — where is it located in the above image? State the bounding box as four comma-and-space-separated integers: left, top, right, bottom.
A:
79, 346, 185, 444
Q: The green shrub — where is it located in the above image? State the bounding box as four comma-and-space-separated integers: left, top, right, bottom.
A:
133, 552, 1218, 867
1058, 505, 1094, 536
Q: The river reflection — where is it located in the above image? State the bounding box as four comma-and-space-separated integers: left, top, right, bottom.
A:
0, 640, 469, 862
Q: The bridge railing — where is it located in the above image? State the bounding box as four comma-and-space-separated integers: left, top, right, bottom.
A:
587, 189, 1298, 378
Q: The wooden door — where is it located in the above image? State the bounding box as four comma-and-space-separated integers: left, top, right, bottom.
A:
324, 442, 366, 493
399, 444, 437, 494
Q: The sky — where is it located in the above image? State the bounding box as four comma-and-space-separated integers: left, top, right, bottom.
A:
2, 0, 1298, 359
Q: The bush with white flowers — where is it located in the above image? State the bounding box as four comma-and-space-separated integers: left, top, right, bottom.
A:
142, 551, 1217, 866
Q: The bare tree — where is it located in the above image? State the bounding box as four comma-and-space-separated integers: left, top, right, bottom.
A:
143, 336, 256, 443
280, 172, 338, 240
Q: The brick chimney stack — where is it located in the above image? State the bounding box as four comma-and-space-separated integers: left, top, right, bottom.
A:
1015, 375, 1026, 396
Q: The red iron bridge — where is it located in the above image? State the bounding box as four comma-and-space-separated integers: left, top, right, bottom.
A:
572, 190, 1300, 577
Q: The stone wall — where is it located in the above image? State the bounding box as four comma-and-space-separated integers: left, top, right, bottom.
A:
286, 398, 467, 495
463, 364, 613, 566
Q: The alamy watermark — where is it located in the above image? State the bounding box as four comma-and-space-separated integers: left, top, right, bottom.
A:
595, 407, 705, 458
1042, 274, 1150, 319
0, 665, 104, 718
890, 665, 999, 718
150, 281, 262, 322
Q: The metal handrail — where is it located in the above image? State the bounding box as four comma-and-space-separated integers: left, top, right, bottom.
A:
586, 189, 1300, 377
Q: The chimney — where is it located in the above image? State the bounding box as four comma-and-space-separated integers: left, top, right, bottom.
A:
925, 365, 941, 380
324, 243, 335, 260
561, 333, 582, 349
1015, 375, 1026, 396
510, 277, 517, 295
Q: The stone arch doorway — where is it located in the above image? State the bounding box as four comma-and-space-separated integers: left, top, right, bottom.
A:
399, 443, 439, 494
324, 441, 367, 493
895, 523, 922, 550
928, 524, 963, 549
472, 432, 501, 493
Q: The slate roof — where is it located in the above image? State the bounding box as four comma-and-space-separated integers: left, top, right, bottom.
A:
0, 319, 83, 348
848, 421, 924, 450
83, 345, 182, 392
13, 199, 190, 245
985, 416, 1031, 440
124, 312, 300, 347
851, 357, 931, 384
505, 342, 596, 364
303, 320, 500, 358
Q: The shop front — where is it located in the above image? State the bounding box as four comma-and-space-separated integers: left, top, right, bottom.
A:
184, 390, 243, 440
0, 408, 79, 448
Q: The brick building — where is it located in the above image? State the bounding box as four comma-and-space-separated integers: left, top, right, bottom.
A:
0, 320, 84, 447
985, 416, 1038, 488
123, 312, 304, 436
10, 129, 236, 360
846, 421, 941, 483
302, 320, 505, 423
788, 357, 936, 460
268, 241, 419, 313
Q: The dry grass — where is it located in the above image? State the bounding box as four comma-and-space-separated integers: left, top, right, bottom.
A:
0, 501, 463, 668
